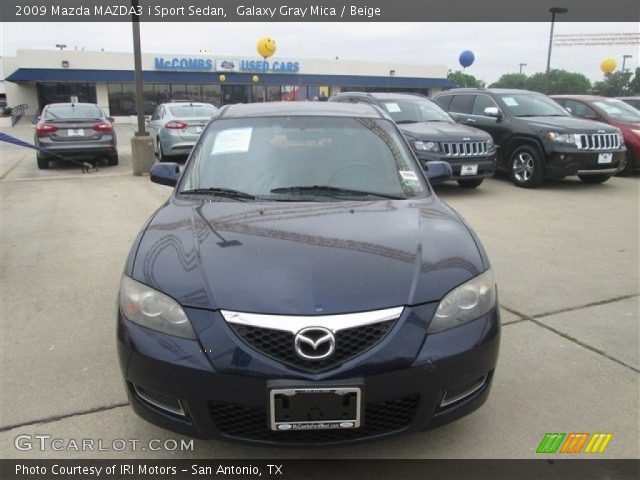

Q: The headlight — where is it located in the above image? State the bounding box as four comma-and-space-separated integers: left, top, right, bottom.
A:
547, 132, 577, 144
428, 268, 497, 334
119, 276, 196, 339
413, 140, 440, 152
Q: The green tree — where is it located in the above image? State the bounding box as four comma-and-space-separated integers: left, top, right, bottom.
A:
628, 67, 640, 95
447, 71, 485, 88
489, 73, 528, 89
524, 69, 591, 95
591, 70, 635, 96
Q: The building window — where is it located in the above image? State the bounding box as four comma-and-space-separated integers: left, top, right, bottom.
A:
107, 84, 123, 116
185, 84, 202, 102
202, 85, 222, 106
282, 85, 308, 101
37, 83, 96, 109
120, 84, 136, 116
265, 85, 281, 102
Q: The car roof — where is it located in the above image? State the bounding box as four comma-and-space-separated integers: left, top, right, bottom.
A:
550, 94, 605, 101
219, 101, 386, 119
616, 96, 640, 100
336, 92, 427, 101
437, 88, 543, 95
162, 102, 216, 107
45, 103, 100, 108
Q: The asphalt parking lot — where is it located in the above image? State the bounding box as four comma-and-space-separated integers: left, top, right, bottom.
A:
0, 123, 638, 459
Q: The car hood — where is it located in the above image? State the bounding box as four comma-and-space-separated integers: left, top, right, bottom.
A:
519, 116, 619, 133
399, 121, 490, 141
131, 197, 485, 315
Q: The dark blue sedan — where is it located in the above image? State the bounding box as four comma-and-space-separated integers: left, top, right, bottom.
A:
117, 102, 500, 445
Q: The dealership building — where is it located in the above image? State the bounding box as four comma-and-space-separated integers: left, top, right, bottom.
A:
3, 49, 454, 120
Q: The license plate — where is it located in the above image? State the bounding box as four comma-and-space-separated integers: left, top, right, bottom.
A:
67, 129, 84, 137
270, 387, 361, 431
195, 126, 203, 133
598, 153, 612, 164
460, 164, 478, 176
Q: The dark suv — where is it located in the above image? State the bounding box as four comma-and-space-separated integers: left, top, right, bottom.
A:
433, 89, 626, 187
330, 92, 496, 188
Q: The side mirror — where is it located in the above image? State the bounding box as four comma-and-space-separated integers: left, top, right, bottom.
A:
145, 115, 151, 123
424, 161, 453, 185
107, 116, 115, 123
484, 106, 503, 121
150, 163, 180, 187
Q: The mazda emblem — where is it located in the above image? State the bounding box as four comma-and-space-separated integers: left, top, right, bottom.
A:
294, 327, 335, 360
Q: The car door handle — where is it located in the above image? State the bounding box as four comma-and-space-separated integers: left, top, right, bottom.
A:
466, 118, 476, 122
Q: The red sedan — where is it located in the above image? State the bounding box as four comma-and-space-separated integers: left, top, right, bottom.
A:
552, 95, 640, 175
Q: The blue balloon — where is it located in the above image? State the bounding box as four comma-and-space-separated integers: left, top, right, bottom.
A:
459, 50, 475, 68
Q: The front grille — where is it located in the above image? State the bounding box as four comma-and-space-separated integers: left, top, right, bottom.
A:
577, 133, 620, 150
209, 395, 419, 443
229, 320, 395, 373
441, 141, 488, 157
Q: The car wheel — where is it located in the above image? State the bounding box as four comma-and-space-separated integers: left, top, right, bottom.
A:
157, 139, 165, 162
617, 148, 636, 176
578, 174, 612, 184
36, 155, 49, 170
509, 145, 545, 188
107, 154, 119, 166
457, 178, 484, 188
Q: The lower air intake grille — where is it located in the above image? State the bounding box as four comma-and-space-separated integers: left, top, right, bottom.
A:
229, 320, 395, 373
209, 395, 419, 443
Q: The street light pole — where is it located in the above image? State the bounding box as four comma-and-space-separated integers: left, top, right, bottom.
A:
622, 54, 633, 72
519, 63, 527, 74
130, 0, 155, 175
131, 0, 146, 136
545, 7, 568, 93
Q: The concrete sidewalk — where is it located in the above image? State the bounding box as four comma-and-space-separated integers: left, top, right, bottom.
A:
0, 127, 638, 459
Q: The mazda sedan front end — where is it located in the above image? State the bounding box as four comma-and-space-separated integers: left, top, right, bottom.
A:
117, 102, 500, 445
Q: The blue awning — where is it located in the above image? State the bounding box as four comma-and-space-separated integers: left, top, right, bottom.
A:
5, 68, 456, 89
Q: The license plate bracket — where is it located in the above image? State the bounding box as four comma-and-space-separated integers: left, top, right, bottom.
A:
269, 387, 361, 431
598, 153, 612, 164
460, 164, 478, 175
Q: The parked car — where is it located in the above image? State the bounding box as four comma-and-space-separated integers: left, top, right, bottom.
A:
433, 89, 626, 187
147, 102, 218, 161
616, 96, 640, 110
329, 92, 496, 188
118, 102, 500, 445
33, 103, 117, 170
551, 95, 640, 175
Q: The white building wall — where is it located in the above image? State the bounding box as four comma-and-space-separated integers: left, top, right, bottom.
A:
1, 57, 38, 114
95, 84, 110, 114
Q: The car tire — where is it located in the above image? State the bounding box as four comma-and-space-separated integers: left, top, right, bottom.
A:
508, 145, 545, 188
457, 178, 484, 188
578, 174, 612, 184
36, 155, 49, 170
617, 148, 636, 176
157, 139, 165, 162
107, 154, 119, 166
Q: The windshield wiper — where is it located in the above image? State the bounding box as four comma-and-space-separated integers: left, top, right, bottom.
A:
395, 120, 419, 124
270, 185, 405, 200
179, 187, 256, 200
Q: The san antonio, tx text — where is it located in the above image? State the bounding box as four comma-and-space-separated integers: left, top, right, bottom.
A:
23, 4, 382, 19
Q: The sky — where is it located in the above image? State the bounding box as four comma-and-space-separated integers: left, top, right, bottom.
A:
1, 22, 638, 84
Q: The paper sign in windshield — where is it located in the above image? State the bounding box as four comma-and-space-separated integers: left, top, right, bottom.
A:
211, 127, 253, 155
385, 103, 402, 113
399, 170, 419, 181
502, 97, 518, 106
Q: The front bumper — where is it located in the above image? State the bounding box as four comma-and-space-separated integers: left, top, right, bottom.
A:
545, 148, 627, 179
416, 151, 497, 180
117, 305, 500, 445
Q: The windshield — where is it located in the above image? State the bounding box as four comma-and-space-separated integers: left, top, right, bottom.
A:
498, 94, 569, 117
380, 99, 453, 124
44, 104, 103, 120
180, 116, 428, 201
168, 104, 218, 118
593, 99, 640, 123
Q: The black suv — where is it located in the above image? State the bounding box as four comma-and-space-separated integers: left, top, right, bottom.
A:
433, 89, 626, 187
330, 92, 496, 188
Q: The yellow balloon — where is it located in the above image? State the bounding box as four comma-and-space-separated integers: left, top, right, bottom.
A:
600, 58, 617, 74
252, 75, 259, 83
257, 36, 276, 59
219, 74, 226, 83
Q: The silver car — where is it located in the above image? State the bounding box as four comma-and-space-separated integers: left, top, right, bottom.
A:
147, 102, 218, 161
